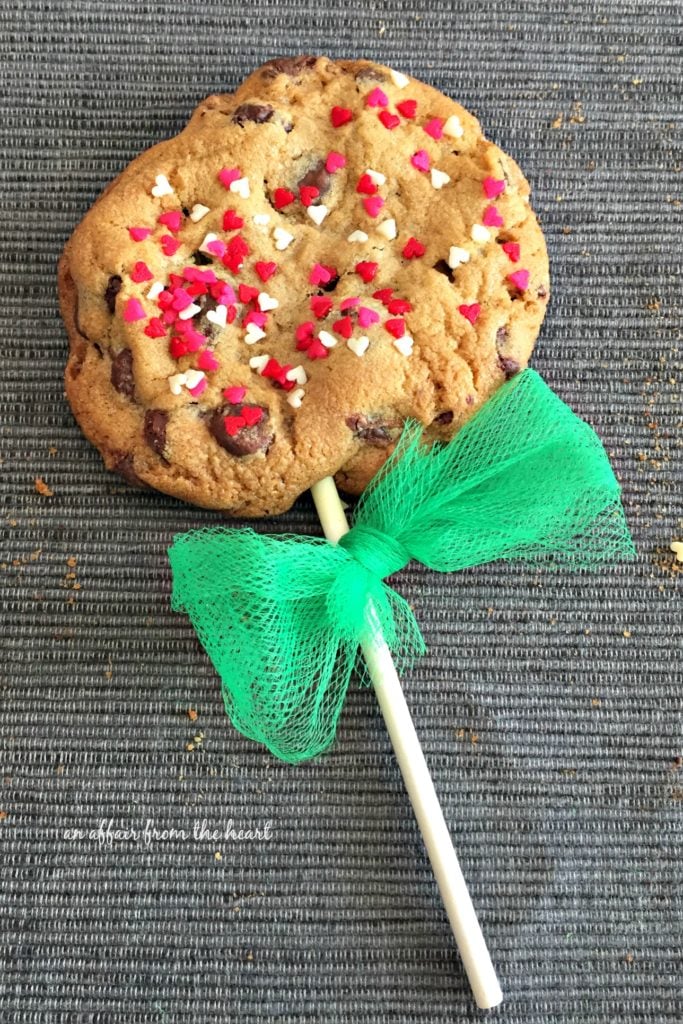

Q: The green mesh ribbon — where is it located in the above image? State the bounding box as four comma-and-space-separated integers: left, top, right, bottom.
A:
169, 370, 635, 764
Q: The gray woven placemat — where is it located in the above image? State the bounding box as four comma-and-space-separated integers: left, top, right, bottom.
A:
1, 1, 681, 1021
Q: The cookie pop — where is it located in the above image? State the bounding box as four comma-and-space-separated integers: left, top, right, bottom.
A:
59, 57, 633, 1010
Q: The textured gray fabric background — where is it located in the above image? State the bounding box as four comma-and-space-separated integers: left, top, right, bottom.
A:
0, 1, 681, 1021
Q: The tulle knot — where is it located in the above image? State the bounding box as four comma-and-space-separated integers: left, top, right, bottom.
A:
339, 524, 411, 579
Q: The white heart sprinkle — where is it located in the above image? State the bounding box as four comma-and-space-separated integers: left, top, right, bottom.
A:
199, 232, 218, 253
347, 230, 369, 243
347, 335, 369, 357
287, 388, 305, 409
443, 114, 464, 139
147, 281, 164, 300
184, 369, 205, 390
244, 324, 266, 344
393, 335, 414, 357
249, 354, 270, 372
229, 176, 251, 199
448, 245, 471, 269
257, 292, 279, 312
378, 218, 397, 240
431, 168, 451, 190
285, 365, 307, 385
253, 213, 271, 226
206, 304, 228, 328
273, 227, 294, 250
151, 174, 173, 198
365, 168, 386, 186
307, 204, 329, 226
389, 69, 409, 89
471, 223, 491, 244
178, 302, 202, 321
168, 372, 187, 396
189, 203, 210, 222
318, 330, 337, 349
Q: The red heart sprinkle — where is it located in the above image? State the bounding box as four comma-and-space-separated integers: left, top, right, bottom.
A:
378, 110, 400, 130
355, 261, 379, 283
131, 261, 153, 283
254, 261, 278, 282
356, 173, 378, 195
310, 296, 333, 318
363, 196, 384, 218
161, 235, 181, 257
196, 348, 219, 372
241, 406, 264, 427
143, 317, 167, 338
272, 188, 295, 209
423, 118, 444, 140
300, 185, 320, 207
372, 288, 394, 304
238, 284, 259, 303
224, 414, 246, 436
458, 303, 481, 324
384, 318, 406, 339
332, 316, 353, 339
222, 208, 244, 230
330, 106, 353, 127
396, 99, 417, 118
306, 338, 329, 360
402, 237, 426, 259
501, 241, 521, 263
387, 298, 412, 314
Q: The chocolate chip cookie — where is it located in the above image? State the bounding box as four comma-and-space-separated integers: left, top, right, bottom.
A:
58, 56, 549, 517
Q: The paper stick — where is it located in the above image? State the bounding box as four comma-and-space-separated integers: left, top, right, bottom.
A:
311, 475, 503, 1011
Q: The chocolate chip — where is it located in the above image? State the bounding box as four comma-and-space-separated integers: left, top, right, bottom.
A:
208, 404, 274, 457
233, 103, 274, 126
104, 275, 122, 314
537, 285, 548, 299
194, 293, 218, 338
320, 274, 339, 293
262, 55, 317, 79
433, 410, 454, 425
113, 454, 147, 488
346, 414, 395, 448
143, 409, 168, 457
496, 325, 510, 348
192, 250, 213, 266
298, 158, 331, 199
354, 65, 388, 83
498, 355, 520, 380
432, 260, 454, 282
111, 348, 134, 399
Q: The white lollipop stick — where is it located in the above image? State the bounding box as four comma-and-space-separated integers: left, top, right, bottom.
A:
311, 475, 503, 1011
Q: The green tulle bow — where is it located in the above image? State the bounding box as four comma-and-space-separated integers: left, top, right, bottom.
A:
168, 370, 635, 764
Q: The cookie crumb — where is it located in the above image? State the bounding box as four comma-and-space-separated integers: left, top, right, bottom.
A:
187, 708, 198, 722
0, 810, 7, 821
34, 477, 53, 497
214, 850, 222, 861
622, 629, 632, 638
551, 113, 563, 129
669, 541, 683, 563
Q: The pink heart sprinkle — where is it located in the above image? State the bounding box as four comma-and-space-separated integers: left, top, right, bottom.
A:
501, 241, 521, 263
366, 87, 389, 108
130, 261, 153, 283
482, 205, 504, 227
196, 348, 219, 372
188, 377, 207, 397
123, 297, 145, 322
411, 149, 431, 172
206, 239, 227, 258
224, 386, 247, 404
483, 176, 506, 199
128, 227, 151, 242
363, 195, 384, 218
339, 296, 360, 311
507, 269, 530, 291
423, 118, 444, 140
158, 210, 182, 232
218, 167, 241, 188
161, 235, 181, 257
458, 303, 480, 325
358, 306, 380, 327
243, 310, 267, 328
325, 151, 347, 173
171, 288, 194, 311
309, 263, 332, 286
